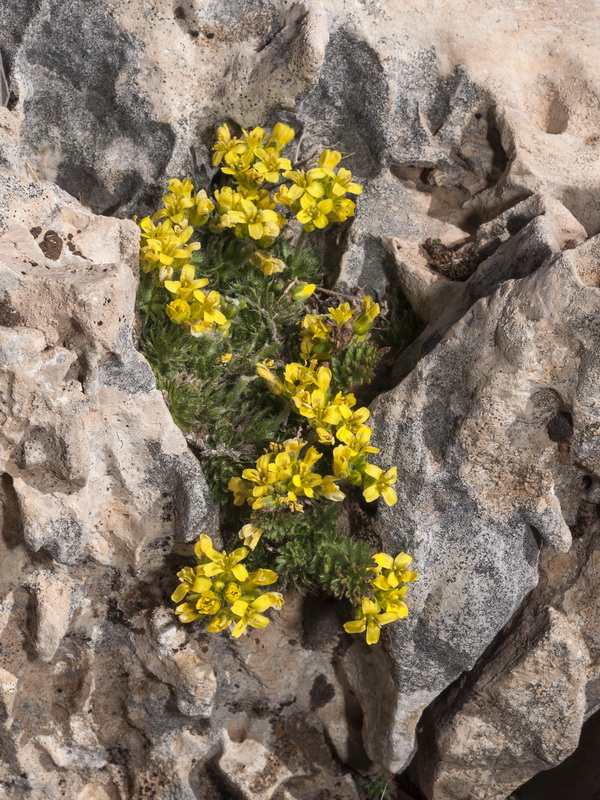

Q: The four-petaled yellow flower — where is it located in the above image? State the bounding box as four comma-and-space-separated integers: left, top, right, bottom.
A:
164, 265, 209, 301
362, 465, 398, 506
194, 534, 249, 580
212, 123, 246, 166
296, 195, 334, 231
230, 592, 284, 638
343, 597, 402, 645
191, 289, 227, 326
328, 302, 354, 326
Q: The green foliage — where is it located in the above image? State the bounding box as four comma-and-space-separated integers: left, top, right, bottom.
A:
330, 338, 379, 393
243, 503, 374, 603
137, 121, 422, 644
364, 774, 394, 800
139, 233, 320, 500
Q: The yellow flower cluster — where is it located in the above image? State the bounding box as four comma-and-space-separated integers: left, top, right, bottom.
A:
138, 123, 364, 336
138, 216, 200, 284
300, 297, 381, 360
138, 180, 230, 337
153, 177, 216, 228
275, 149, 363, 232
173, 534, 284, 637
165, 272, 229, 337
208, 124, 295, 245
228, 437, 344, 512
209, 123, 362, 239
138, 178, 215, 282
344, 552, 418, 644
242, 358, 398, 508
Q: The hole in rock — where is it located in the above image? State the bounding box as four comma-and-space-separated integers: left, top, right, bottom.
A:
0, 473, 24, 549
543, 88, 570, 135
547, 411, 574, 443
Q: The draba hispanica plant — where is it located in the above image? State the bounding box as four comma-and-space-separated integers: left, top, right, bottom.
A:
135, 122, 418, 644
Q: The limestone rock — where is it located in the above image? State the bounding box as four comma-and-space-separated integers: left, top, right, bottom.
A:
418, 608, 589, 800
354, 228, 600, 771
1, 0, 600, 797
0, 174, 216, 570
411, 439, 600, 797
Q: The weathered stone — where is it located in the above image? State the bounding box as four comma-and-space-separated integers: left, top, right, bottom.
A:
351, 229, 600, 771
411, 442, 600, 797
0, 0, 600, 797
417, 608, 589, 800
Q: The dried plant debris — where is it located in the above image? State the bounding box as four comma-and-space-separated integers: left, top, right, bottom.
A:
423, 237, 481, 281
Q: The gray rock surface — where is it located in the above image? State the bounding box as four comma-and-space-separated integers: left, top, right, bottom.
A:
1, 0, 600, 797
356, 230, 600, 772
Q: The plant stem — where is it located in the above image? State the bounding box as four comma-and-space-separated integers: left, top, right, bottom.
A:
314, 286, 356, 301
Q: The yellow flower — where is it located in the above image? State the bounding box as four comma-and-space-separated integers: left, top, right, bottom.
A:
191, 289, 227, 326
164, 265, 210, 301
138, 217, 201, 272
321, 475, 346, 502
240, 126, 266, 153
166, 299, 192, 324
301, 314, 329, 339
220, 353, 233, 363
153, 191, 193, 225
221, 149, 257, 184
336, 424, 380, 456
333, 444, 360, 481
362, 465, 398, 506
224, 583, 242, 604
213, 185, 244, 214
256, 361, 284, 395
328, 302, 354, 326
194, 534, 249, 581
188, 320, 213, 337
188, 189, 215, 227
354, 296, 380, 337
296, 195, 334, 231
253, 147, 292, 183
245, 570, 279, 587
282, 169, 326, 202
291, 282, 316, 300
167, 177, 195, 197
212, 123, 245, 166
312, 148, 343, 178
343, 596, 402, 645
250, 250, 286, 275
230, 592, 284, 638
328, 197, 356, 223
282, 362, 331, 397
373, 553, 418, 587
174, 603, 201, 623
267, 123, 295, 151
228, 476, 253, 507
170, 566, 198, 603
195, 591, 221, 615
206, 612, 235, 633
232, 198, 284, 242
272, 184, 295, 207
238, 523, 264, 550
328, 167, 363, 198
